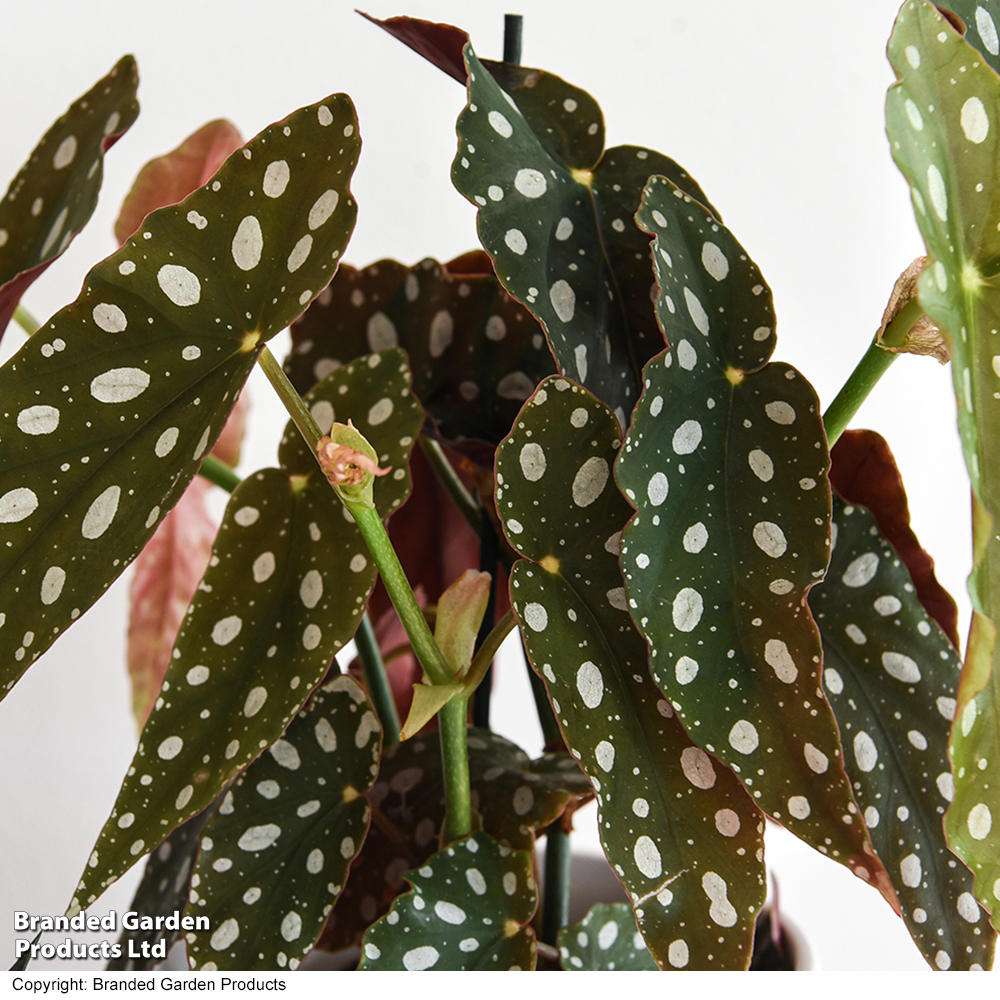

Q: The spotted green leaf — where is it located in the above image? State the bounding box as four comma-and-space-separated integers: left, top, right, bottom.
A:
453, 45, 714, 427
945, 2, 1000, 76
287, 254, 553, 455
887, 0, 1000, 923
317, 730, 590, 952
616, 177, 891, 893
497, 376, 765, 970
358, 832, 537, 971
71, 349, 422, 916
107, 807, 213, 970
829, 429, 960, 647
0, 56, 139, 336
558, 903, 656, 971
0, 95, 360, 705
810, 497, 995, 969
187, 675, 380, 971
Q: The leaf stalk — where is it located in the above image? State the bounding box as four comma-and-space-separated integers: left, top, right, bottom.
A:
262, 344, 471, 841
355, 612, 402, 747
13, 304, 40, 337
541, 822, 572, 946
198, 455, 242, 494
822, 339, 898, 448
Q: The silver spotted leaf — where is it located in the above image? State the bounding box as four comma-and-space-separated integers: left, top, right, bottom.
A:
71, 349, 421, 915
811, 497, 995, 970
187, 675, 381, 971
616, 177, 891, 895
0, 95, 360, 704
358, 832, 537, 971
107, 806, 213, 970
557, 903, 656, 971
944, 2, 1000, 75
286, 252, 553, 456
317, 729, 590, 954
497, 375, 765, 970
453, 45, 714, 427
829, 430, 960, 647
0, 56, 139, 336
887, 0, 1000, 925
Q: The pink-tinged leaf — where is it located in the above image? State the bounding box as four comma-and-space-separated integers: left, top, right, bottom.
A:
0, 56, 139, 338
397, 568, 492, 739
359, 12, 469, 84
126, 479, 215, 730
830, 429, 960, 648
113, 120, 244, 246
435, 569, 492, 676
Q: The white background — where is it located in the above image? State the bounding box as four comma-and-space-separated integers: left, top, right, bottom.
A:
0, 0, 984, 972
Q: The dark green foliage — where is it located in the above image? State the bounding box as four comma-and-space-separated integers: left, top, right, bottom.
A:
617, 176, 887, 888
316, 729, 591, 953
452, 44, 713, 426
812, 497, 995, 969
72, 349, 422, 915
497, 375, 765, 969
187, 676, 381, 971
0, 94, 360, 705
557, 903, 657, 971
107, 808, 213, 970
887, 0, 1000, 927
286, 253, 554, 455
0, 56, 139, 336
358, 832, 537, 970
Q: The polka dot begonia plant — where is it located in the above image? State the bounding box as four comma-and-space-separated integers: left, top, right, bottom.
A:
3, 1, 999, 972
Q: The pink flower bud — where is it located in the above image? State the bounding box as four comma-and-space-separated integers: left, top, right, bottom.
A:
316, 439, 391, 487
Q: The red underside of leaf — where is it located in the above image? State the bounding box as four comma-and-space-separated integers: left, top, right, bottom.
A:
0, 264, 50, 336
830, 429, 959, 648
359, 12, 469, 84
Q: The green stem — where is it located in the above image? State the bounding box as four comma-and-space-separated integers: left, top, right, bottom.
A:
541, 822, 571, 946
199, 455, 242, 493
438, 697, 473, 843
348, 506, 453, 686
355, 611, 401, 747
822, 298, 925, 448
257, 346, 324, 448
417, 435, 481, 535
261, 343, 470, 838
463, 609, 516, 695
13, 304, 40, 337
348, 498, 470, 840
822, 340, 898, 448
